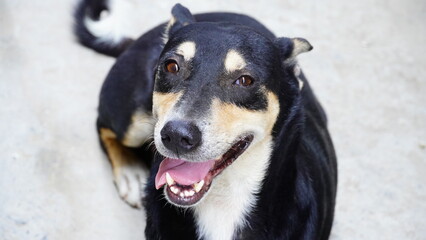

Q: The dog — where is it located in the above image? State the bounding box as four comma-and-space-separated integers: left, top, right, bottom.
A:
74, 1, 337, 239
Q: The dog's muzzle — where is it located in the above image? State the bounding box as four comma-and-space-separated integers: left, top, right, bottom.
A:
155, 132, 254, 207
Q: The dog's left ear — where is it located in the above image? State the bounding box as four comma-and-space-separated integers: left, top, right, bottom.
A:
163, 4, 196, 43
275, 37, 313, 60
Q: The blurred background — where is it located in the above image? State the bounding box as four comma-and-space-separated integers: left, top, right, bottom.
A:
1, 0, 425, 239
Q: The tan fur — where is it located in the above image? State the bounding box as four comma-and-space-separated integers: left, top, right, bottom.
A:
100, 128, 138, 170
224, 50, 246, 73
152, 92, 182, 121
122, 109, 155, 147
211, 91, 279, 138
176, 41, 196, 61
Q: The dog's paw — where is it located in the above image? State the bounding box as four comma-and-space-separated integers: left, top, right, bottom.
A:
113, 165, 148, 208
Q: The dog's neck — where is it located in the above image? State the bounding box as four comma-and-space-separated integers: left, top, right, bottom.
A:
192, 136, 274, 240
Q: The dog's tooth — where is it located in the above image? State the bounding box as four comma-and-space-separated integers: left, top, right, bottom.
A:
179, 192, 185, 198
184, 190, 190, 197
188, 190, 195, 197
170, 186, 179, 194
193, 180, 204, 193
165, 172, 175, 186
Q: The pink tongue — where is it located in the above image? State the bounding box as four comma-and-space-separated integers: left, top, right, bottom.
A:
155, 158, 216, 189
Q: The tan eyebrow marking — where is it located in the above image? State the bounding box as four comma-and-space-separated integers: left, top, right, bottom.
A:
176, 41, 196, 61
224, 50, 246, 72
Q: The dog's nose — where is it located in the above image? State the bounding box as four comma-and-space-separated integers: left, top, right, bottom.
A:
160, 120, 202, 153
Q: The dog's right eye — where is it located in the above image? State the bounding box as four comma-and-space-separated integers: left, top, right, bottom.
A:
165, 60, 179, 74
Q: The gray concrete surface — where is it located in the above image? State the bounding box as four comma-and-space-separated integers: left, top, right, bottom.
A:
1, 0, 425, 239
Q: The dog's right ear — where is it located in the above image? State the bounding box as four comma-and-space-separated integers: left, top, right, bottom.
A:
274, 37, 313, 61
275, 37, 313, 91
163, 4, 196, 44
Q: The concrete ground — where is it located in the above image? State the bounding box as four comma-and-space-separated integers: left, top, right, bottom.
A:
1, 0, 425, 239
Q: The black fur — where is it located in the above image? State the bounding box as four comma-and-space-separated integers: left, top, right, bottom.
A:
74, 2, 337, 239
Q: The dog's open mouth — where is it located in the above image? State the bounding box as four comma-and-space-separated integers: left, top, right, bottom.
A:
155, 135, 253, 207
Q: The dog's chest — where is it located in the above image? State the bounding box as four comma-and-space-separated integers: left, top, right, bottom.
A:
193, 181, 253, 240
192, 139, 272, 240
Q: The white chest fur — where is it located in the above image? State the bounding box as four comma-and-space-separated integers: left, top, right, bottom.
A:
193, 138, 273, 240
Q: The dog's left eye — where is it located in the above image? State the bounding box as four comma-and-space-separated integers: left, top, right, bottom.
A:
234, 75, 254, 87
165, 60, 180, 74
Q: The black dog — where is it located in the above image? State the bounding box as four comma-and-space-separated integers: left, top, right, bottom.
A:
74, 1, 337, 239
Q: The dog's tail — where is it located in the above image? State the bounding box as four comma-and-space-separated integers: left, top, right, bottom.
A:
73, 0, 135, 57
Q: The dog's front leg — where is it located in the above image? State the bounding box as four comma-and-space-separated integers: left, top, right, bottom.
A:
99, 127, 150, 208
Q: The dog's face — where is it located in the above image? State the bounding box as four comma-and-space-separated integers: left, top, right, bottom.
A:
152, 5, 311, 207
